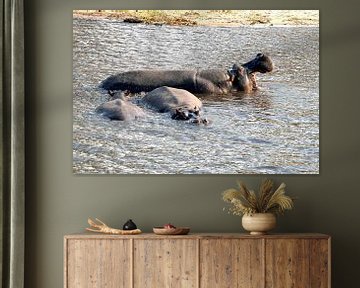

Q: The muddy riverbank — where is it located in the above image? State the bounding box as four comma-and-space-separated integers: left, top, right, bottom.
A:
73, 10, 319, 27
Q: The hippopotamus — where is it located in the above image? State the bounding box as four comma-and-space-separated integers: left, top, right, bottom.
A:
100, 53, 273, 94
141, 86, 209, 124
96, 97, 145, 121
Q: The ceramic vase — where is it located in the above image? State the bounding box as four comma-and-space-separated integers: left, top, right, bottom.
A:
242, 213, 276, 235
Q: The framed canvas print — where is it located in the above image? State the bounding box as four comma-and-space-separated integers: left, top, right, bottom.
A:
72, 10, 319, 175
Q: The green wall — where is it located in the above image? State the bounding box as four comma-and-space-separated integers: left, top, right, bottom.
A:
25, 0, 360, 287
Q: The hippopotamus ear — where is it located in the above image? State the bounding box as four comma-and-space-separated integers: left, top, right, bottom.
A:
232, 64, 239, 69
231, 64, 246, 77
229, 64, 244, 81
227, 65, 236, 81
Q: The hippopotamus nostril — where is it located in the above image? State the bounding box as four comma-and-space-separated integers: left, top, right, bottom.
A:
190, 117, 210, 125
202, 118, 210, 125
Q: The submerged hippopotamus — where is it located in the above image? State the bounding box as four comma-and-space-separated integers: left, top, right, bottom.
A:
100, 53, 273, 94
141, 86, 209, 124
96, 97, 145, 121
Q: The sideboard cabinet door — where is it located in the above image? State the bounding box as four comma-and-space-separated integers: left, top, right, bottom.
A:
309, 239, 330, 288
133, 239, 198, 288
66, 239, 131, 288
200, 239, 264, 288
265, 239, 330, 288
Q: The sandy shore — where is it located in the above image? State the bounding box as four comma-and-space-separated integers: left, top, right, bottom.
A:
73, 10, 319, 27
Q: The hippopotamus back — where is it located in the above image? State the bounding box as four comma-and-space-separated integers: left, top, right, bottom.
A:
141, 86, 209, 123
96, 98, 145, 121
142, 86, 202, 113
100, 70, 197, 93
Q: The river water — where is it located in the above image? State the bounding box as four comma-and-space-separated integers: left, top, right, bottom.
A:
73, 18, 319, 174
